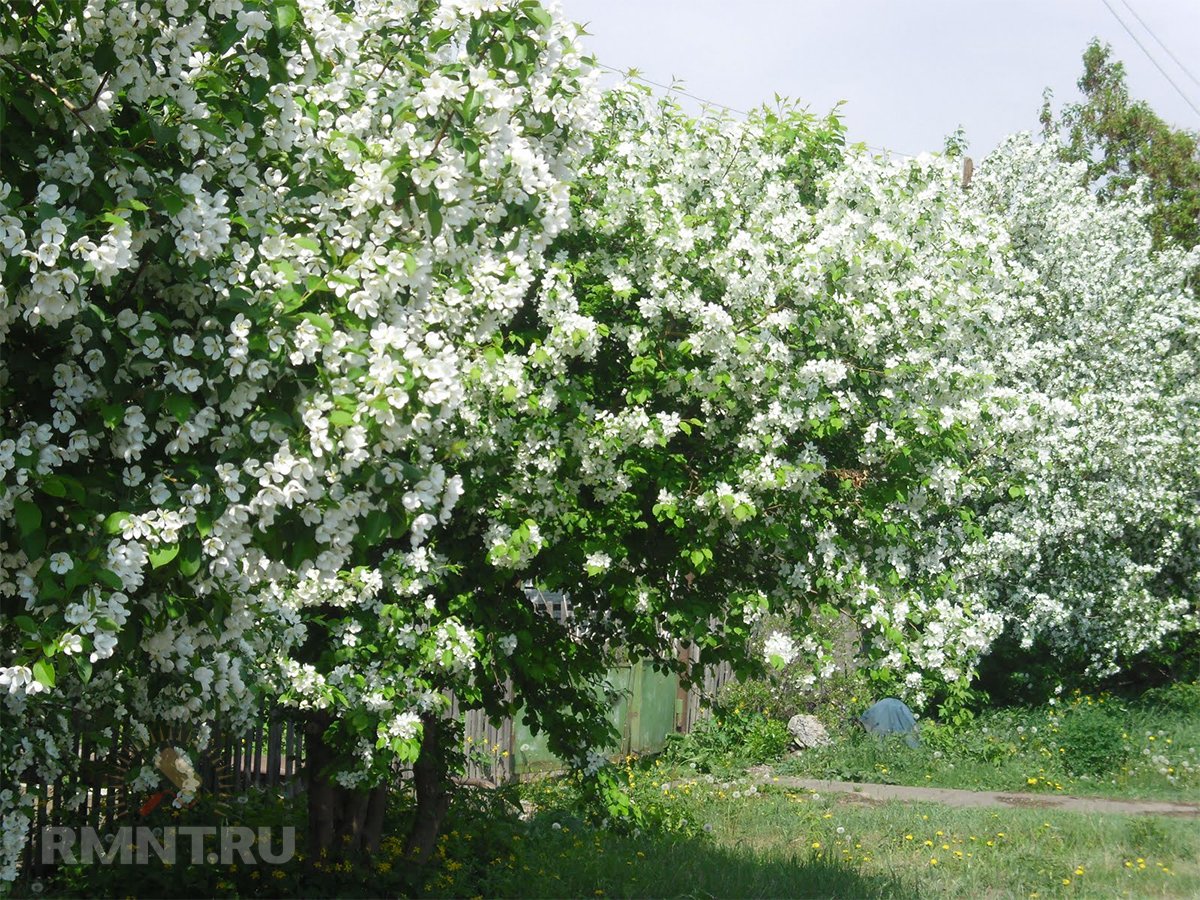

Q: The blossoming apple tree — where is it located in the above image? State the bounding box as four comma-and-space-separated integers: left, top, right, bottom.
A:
0, 0, 595, 870
956, 136, 1200, 682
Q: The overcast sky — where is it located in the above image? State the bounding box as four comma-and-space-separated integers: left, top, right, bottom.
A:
560, 0, 1200, 159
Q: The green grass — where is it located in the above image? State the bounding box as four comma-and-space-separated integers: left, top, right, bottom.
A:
25, 762, 1200, 899
768, 688, 1200, 802
412, 760, 1200, 899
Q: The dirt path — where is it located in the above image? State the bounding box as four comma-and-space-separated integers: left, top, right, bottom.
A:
747, 769, 1200, 817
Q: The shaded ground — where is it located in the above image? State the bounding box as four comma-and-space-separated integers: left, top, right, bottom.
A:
748, 767, 1200, 817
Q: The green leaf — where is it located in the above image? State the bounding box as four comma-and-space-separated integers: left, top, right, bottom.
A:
93, 40, 119, 75
165, 394, 193, 423
14, 615, 38, 634
149, 544, 179, 569
104, 512, 130, 535
96, 569, 124, 590
40, 477, 68, 498
328, 409, 355, 427
14, 500, 42, 536
159, 189, 185, 217
273, 0, 298, 32
361, 510, 390, 544
178, 537, 202, 577
32, 658, 55, 689
525, 4, 553, 29
1007, 485, 1025, 499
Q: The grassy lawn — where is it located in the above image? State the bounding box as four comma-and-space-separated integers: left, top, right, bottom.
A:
25, 761, 1200, 899
725, 685, 1200, 803
439, 764, 1199, 899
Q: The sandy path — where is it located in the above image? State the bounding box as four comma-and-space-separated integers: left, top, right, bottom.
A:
747, 771, 1200, 817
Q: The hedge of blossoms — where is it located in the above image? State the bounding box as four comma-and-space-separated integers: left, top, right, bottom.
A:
0, 0, 595, 874
2, 0, 1198, 880
459, 85, 1017, 734
956, 136, 1200, 677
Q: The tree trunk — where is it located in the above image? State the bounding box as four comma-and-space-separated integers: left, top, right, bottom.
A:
305, 713, 389, 861
403, 714, 451, 864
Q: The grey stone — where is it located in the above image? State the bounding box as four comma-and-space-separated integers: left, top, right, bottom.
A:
787, 714, 831, 749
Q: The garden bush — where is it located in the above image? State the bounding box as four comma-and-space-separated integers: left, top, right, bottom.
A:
663, 708, 791, 773
1057, 705, 1128, 777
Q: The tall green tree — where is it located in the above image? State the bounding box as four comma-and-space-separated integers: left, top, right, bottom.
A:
1041, 40, 1200, 249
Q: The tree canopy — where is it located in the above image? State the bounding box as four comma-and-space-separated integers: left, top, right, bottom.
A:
1041, 40, 1200, 250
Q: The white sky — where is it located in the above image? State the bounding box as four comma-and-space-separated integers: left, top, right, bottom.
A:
560, 0, 1200, 158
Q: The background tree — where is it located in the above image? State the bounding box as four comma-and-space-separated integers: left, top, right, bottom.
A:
1041, 40, 1200, 250
960, 135, 1200, 697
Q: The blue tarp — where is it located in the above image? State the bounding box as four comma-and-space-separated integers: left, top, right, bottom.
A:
858, 698, 920, 748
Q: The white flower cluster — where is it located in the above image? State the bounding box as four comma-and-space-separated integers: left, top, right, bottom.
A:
763, 631, 798, 668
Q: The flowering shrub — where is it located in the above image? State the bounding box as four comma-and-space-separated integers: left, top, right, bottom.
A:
0, 0, 594, 872
492, 87, 1015, 720
958, 136, 1200, 679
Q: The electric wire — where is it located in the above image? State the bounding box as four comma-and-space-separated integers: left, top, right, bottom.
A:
1116, 0, 1200, 90
1099, 0, 1200, 118
594, 62, 914, 159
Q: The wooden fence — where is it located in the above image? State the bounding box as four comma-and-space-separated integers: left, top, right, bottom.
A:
19, 590, 734, 872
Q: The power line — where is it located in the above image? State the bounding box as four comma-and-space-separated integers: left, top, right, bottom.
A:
1099, 0, 1200, 118
1116, 0, 1200, 91
596, 62, 751, 117
595, 62, 914, 159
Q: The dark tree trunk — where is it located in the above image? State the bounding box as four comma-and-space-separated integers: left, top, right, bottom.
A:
305, 713, 389, 861
403, 714, 451, 864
